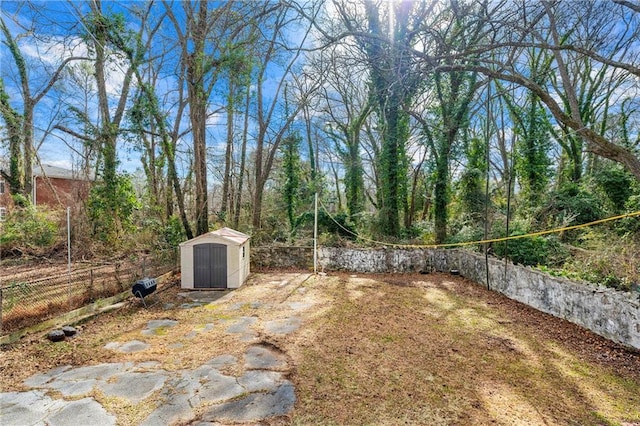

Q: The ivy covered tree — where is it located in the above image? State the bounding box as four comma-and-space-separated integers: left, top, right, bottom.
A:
280, 131, 303, 235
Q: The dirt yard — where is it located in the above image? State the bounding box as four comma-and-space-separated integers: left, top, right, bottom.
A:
1, 271, 639, 425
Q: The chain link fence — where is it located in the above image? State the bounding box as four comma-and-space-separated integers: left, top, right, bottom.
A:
0, 250, 178, 334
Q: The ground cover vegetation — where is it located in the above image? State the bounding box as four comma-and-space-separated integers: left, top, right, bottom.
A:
1, 0, 640, 289
0, 272, 638, 424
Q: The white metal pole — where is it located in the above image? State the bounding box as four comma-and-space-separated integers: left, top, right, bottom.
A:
313, 192, 318, 274
67, 207, 71, 305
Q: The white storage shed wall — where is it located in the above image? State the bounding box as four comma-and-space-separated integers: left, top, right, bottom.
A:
180, 228, 250, 289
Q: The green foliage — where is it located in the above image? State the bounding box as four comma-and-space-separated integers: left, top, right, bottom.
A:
87, 173, 140, 244
456, 136, 487, 225
492, 221, 569, 266
11, 193, 29, 208
0, 206, 58, 249
493, 233, 562, 267
593, 166, 633, 213
514, 96, 552, 209
295, 210, 356, 240
280, 132, 303, 234
536, 183, 603, 231
564, 257, 632, 292
161, 215, 187, 249
448, 225, 485, 250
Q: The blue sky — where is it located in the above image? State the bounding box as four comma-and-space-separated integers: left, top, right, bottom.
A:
0, 0, 315, 182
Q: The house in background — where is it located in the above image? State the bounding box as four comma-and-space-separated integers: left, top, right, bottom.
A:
0, 160, 93, 220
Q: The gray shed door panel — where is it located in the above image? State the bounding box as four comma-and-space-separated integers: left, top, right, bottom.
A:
193, 243, 227, 288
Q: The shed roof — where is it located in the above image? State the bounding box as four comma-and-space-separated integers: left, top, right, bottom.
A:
180, 227, 250, 247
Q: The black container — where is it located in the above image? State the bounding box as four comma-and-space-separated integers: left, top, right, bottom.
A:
132, 277, 157, 298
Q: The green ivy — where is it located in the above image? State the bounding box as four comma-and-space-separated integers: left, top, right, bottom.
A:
87, 173, 140, 244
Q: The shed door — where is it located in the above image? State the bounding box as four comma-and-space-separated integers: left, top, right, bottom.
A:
193, 243, 227, 288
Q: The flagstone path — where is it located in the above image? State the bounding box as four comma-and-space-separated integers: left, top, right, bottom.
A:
0, 274, 313, 425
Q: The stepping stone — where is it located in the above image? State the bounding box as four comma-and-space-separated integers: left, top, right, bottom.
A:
117, 340, 150, 353
98, 372, 166, 403
142, 319, 178, 336
24, 365, 72, 387
190, 370, 244, 406
244, 345, 288, 371
104, 341, 121, 350
205, 354, 237, 369
47, 397, 116, 426
0, 390, 66, 426
45, 363, 129, 397
200, 382, 295, 423
48, 378, 97, 397
264, 317, 301, 335
140, 376, 198, 426
227, 302, 246, 311
238, 370, 283, 393
51, 363, 127, 382
225, 317, 257, 334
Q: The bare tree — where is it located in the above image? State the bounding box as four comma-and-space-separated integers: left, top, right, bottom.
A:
0, 11, 87, 198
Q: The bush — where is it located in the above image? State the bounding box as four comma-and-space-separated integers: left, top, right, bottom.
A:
539, 183, 604, 226
594, 166, 633, 213
87, 173, 140, 244
616, 194, 640, 235
493, 231, 550, 266
160, 215, 186, 249
0, 206, 59, 251
491, 221, 569, 267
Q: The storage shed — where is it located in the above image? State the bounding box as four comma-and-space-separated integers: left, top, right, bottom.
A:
179, 227, 250, 289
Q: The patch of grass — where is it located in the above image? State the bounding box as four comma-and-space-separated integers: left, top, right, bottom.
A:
291, 274, 640, 425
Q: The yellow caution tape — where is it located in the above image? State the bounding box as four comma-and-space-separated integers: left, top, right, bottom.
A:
318, 199, 640, 249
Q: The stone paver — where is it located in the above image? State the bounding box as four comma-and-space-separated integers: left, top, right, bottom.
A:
1, 273, 313, 425
98, 371, 167, 402
201, 382, 296, 423
244, 345, 288, 370
225, 316, 257, 334
0, 391, 116, 426
46, 397, 116, 426
141, 319, 179, 335
105, 339, 150, 353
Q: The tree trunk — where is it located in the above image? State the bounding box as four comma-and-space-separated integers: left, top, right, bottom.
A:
221, 79, 235, 222
233, 87, 251, 229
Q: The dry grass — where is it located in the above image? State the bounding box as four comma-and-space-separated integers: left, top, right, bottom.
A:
1, 271, 638, 426
288, 273, 640, 425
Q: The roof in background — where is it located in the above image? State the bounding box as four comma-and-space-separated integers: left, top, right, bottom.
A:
0, 158, 93, 181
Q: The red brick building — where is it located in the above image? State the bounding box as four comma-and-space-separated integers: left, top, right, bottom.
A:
0, 162, 92, 220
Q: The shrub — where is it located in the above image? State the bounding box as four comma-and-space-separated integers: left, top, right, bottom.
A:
87, 173, 140, 244
160, 215, 186, 249
544, 183, 603, 225
0, 206, 59, 251
593, 166, 633, 213
491, 221, 569, 267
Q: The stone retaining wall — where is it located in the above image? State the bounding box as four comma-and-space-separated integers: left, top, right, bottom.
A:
319, 247, 640, 350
